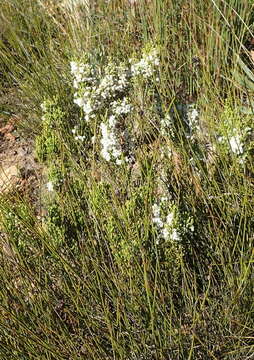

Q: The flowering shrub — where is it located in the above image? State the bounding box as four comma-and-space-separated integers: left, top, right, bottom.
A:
152, 198, 181, 244
212, 102, 253, 164
151, 193, 195, 276
38, 46, 246, 275
35, 46, 204, 271
70, 46, 160, 164
99, 98, 133, 164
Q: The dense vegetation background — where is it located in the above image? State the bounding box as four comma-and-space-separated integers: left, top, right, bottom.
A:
0, 0, 254, 359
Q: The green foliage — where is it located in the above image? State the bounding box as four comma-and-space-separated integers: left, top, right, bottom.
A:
0, 198, 37, 253
35, 98, 65, 162
106, 186, 150, 267
46, 202, 66, 247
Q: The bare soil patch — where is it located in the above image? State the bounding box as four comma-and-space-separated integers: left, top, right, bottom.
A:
0, 115, 43, 208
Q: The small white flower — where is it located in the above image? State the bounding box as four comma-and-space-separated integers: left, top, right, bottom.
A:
186, 105, 200, 134
83, 101, 93, 115
101, 148, 111, 161
229, 134, 243, 155
131, 48, 159, 79
187, 107, 199, 124
70, 61, 78, 74
152, 198, 184, 242
161, 114, 173, 137
108, 115, 116, 127
152, 203, 161, 218
74, 97, 85, 107
166, 212, 174, 227
171, 229, 180, 241
100, 122, 123, 163
75, 135, 86, 141
40, 102, 47, 112
160, 196, 168, 203
116, 158, 123, 165
153, 217, 164, 229
152, 203, 165, 229
46, 181, 54, 192
71, 126, 78, 134
162, 227, 170, 239
112, 97, 132, 115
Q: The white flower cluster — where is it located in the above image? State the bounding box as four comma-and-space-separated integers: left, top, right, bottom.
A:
100, 121, 122, 165
100, 97, 132, 164
111, 97, 133, 115
71, 60, 130, 123
99, 64, 129, 97
183, 104, 201, 140
152, 197, 180, 244
186, 104, 200, 134
217, 127, 251, 158
152, 196, 195, 245
71, 126, 86, 142
46, 181, 54, 192
229, 132, 243, 155
40, 101, 47, 112
161, 113, 174, 137
160, 103, 200, 141
70, 61, 96, 89
130, 48, 160, 78
70, 47, 160, 159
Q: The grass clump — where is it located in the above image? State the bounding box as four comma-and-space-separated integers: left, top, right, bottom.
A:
1, 0, 254, 359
